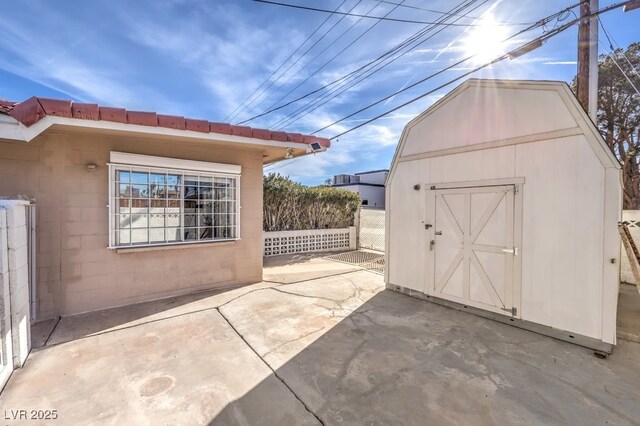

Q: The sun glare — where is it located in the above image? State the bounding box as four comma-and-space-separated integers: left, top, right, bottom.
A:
463, 15, 509, 64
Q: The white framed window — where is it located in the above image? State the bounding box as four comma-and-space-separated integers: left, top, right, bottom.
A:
108, 152, 241, 249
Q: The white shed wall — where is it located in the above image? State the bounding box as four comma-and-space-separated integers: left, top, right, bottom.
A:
387, 80, 621, 345
514, 135, 605, 338
389, 136, 613, 341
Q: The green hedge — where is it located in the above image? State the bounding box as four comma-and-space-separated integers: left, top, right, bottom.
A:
264, 173, 360, 231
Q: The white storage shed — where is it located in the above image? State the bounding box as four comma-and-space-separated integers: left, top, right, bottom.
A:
386, 79, 622, 353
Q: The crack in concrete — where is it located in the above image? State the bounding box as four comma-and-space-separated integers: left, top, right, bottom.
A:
270, 287, 352, 305
216, 307, 325, 426
218, 270, 368, 310
39, 270, 371, 351
261, 269, 367, 286
216, 286, 282, 310
344, 277, 367, 304
261, 326, 327, 358
267, 275, 380, 314
43, 316, 62, 347
314, 305, 352, 319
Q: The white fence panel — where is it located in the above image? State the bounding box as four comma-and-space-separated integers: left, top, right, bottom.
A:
0, 200, 33, 390
621, 210, 640, 284
264, 227, 356, 257
359, 208, 385, 252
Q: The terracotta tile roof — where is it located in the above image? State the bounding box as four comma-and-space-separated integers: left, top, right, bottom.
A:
0, 96, 330, 148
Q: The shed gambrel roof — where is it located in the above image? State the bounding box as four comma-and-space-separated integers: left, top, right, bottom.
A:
388, 79, 620, 180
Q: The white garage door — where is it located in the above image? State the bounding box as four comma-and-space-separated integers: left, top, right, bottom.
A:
427, 183, 521, 317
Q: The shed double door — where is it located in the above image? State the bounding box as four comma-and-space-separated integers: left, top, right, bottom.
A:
427, 183, 521, 317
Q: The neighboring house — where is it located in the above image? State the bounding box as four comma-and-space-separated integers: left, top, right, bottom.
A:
330, 169, 388, 208
0, 96, 330, 320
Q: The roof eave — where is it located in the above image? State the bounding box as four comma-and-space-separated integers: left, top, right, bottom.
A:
0, 115, 328, 163
0, 114, 27, 141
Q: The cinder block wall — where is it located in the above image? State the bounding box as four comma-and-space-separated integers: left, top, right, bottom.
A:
0, 131, 264, 319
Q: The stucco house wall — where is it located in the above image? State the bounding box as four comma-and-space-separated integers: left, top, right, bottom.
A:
0, 129, 265, 319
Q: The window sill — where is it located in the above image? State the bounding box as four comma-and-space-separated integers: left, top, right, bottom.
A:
114, 239, 239, 254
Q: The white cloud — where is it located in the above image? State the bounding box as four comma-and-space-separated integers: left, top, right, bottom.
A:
116, 3, 310, 120
265, 96, 437, 183
409, 48, 436, 55
0, 5, 179, 111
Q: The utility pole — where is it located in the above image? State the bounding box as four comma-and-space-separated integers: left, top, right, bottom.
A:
577, 0, 599, 123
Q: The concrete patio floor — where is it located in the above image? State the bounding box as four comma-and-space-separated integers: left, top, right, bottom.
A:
1, 253, 640, 425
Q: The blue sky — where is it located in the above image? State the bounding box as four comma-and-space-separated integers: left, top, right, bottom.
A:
1, 1, 638, 185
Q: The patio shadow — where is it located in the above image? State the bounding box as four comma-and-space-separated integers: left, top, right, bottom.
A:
212, 287, 640, 425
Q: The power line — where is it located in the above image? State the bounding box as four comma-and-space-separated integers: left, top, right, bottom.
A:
594, 20, 640, 96
239, 0, 484, 125
325, 58, 502, 140
264, 157, 300, 173
252, 0, 526, 27
225, 0, 351, 122
260, 0, 408, 125
246, 0, 382, 120
272, 0, 488, 129
324, 1, 627, 140
598, 16, 640, 77
376, 0, 531, 25
601, 47, 640, 96
311, 2, 585, 136
233, 1, 370, 124
236, 1, 379, 123
242, 0, 583, 126
270, 0, 482, 128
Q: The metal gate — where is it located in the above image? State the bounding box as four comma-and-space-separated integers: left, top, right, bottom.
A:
0, 202, 35, 390
358, 207, 385, 252
0, 209, 13, 389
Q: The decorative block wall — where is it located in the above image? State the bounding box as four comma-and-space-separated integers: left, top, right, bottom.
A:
264, 227, 356, 257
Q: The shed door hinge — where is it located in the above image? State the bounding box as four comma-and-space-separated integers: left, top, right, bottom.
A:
501, 247, 518, 256
512, 186, 519, 194
502, 307, 517, 316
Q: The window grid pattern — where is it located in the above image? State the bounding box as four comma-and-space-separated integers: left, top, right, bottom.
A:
109, 164, 240, 248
